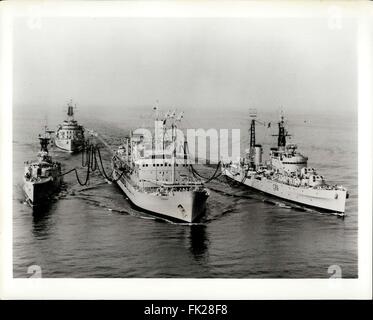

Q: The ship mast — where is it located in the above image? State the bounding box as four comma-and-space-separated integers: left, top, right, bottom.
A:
170, 110, 183, 184
67, 99, 74, 121
246, 108, 267, 169
171, 121, 176, 184
273, 111, 291, 151
153, 102, 164, 152
38, 126, 52, 153
39, 136, 50, 153
249, 108, 257, 164
153, 106, 183, 184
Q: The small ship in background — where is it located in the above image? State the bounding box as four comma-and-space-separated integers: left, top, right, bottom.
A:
111, 108, 209, 222
222, 110, 349, 214
23, 127, 62, 206
55, 100, 85, 152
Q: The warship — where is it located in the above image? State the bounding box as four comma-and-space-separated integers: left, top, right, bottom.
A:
23, 128, 62, 206
55, 100, 85, 152
222, 111, 348, 214
111, 110, 209, 222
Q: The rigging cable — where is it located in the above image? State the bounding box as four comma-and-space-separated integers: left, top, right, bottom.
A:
59, 144, 92, 186
95, 146, 125, 182
58, 143, 125, 185
189, 161, 222, 183
182, 141, 222, 183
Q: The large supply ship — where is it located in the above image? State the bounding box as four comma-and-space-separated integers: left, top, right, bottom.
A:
23, 128, 62, 206
111, 110, 209, 222
222, 111, 348, 214
55, 100, 85, 152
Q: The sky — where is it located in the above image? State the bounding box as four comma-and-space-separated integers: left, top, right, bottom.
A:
13, 17, 357, 119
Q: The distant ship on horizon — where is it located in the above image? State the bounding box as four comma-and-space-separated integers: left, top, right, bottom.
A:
55, 100, 85, 152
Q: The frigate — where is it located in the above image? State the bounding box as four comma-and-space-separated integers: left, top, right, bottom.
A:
23, 128, 62, 206
55, 100, 85, 152
111, 110, 209, 222
222, 111, 348, 214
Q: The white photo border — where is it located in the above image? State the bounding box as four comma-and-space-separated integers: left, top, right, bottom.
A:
0, 1, 371, 300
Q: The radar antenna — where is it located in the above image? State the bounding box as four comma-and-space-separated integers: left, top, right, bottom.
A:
38, 126, 53, 153
272, 109, 291, 148
66, 99, 76, 119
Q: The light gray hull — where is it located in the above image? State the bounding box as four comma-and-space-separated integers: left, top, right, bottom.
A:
224, 169, 347, 213
55, 138, 84, 153
113, 170, 208, 222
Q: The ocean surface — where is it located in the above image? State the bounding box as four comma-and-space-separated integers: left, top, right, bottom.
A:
13, 107, 358, 278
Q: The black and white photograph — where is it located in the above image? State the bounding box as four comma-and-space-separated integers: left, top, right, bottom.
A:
0, 1, 371, 300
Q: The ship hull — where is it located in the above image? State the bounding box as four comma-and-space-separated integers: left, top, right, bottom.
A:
55, 138, 84, 153
113, 170, 208, 223
23, 177, 62, 206
223, 169, 347, 213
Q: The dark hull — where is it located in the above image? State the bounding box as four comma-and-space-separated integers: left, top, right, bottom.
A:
24, 177, 62, 206
55, 138, 84, 153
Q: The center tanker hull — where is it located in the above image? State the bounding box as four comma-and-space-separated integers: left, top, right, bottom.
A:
113, 170, 208, 223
